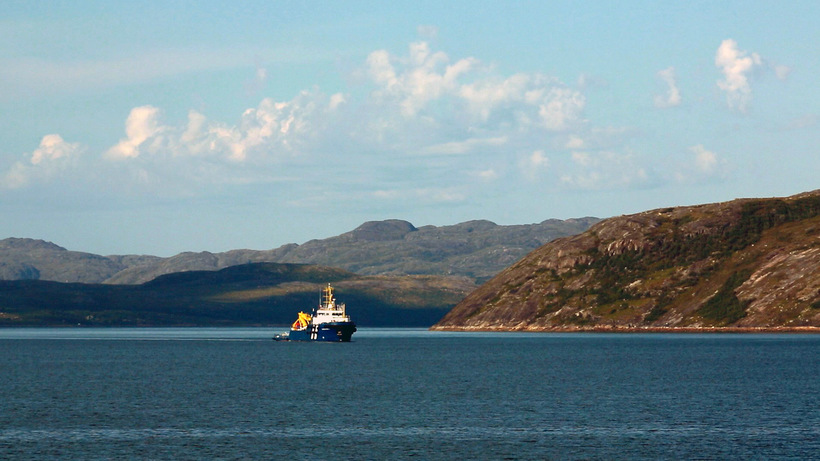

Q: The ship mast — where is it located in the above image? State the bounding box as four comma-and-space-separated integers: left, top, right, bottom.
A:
322, 283, 334, 309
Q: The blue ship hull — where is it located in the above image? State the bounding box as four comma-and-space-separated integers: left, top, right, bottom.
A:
286, 321, 357, 342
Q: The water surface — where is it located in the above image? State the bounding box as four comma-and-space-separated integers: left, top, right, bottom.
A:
1, 328, 817, 459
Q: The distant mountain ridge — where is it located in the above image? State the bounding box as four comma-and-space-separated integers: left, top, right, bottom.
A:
0, 217, 599, 285
0, 238, 160, 283
433, 190, 820, 331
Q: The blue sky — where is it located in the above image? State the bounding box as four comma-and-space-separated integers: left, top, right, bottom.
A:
1, 1, 818, 256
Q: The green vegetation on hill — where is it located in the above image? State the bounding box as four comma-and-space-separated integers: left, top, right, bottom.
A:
696, 270, 753, 325
434, 190, 820, 331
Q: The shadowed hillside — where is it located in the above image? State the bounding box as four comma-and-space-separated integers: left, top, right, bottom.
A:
0, 263, 476, 327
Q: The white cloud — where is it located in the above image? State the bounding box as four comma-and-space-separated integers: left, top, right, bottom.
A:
570, 151, 593, 167
537, 87, 586, 131
774, 64, 792, 80
366, 50, 398, 89
529, 150, 549, 167
475, 169, 498, 181
30, 134, 82, 165
0, 162, 30, 189
106, 106, 162, 159
670, 145, 727, 184
367, 41, 478, 117
691, 144, 718, 174
180, 110, 208, 148
519, 150, 550, 181
3, 40, 609, 201
654, 66, 681, 108
1, 134, 84, 189
715, 39, 763, 112
560, 150, 648, 190
329, 93, 346, 110
458, 73, 532, 121
366, 41, 585, 132
565, 135, 585, 149
103, 90, 336, 166
458, 73, 585, 130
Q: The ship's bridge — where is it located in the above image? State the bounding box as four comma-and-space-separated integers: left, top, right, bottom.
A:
313, 284, 351, 324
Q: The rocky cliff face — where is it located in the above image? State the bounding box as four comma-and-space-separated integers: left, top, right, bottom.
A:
433, 191, 820, 331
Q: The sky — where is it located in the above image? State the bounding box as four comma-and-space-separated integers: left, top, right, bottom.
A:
1, 1, 818, 256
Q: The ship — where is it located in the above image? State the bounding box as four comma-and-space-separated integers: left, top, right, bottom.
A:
274, 283, 357, 342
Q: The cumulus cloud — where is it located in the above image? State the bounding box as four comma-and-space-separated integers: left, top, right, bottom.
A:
654, 66, 681, 108
103, 90, 339, 166
106, 106, 162, 159
329, 93, 346, 110
1, 134, 84, 189
537, 87, 586, 131
715, 39, 763, 112
4, 40, 601, 201
366, 41, 586, 132
367, 41, 477, 117
458, 73, 585, 130
30, 134, 82, 165
101, 41, 586, 170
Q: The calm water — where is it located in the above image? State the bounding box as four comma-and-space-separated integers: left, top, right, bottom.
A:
0, 328, 817, 460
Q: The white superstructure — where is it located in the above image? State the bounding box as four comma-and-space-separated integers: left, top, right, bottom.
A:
312, 283, 351, 324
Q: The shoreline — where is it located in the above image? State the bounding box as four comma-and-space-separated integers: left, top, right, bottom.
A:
429, 326, 820, 333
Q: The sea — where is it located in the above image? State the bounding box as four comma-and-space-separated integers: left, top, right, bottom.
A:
0, 328, 817, 460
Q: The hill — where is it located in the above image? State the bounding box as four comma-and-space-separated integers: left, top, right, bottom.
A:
432, 191, 820, 332
0, 217, 599, 284
0, 238, 160, 283
0, 263, 475, 327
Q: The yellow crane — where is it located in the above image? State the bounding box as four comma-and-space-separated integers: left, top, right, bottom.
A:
291, 311, 312, 330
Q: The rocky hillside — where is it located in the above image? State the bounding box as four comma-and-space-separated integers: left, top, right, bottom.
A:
0, 238, 160, 283
433, 191, 820, 331
1, 217, 598, 285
